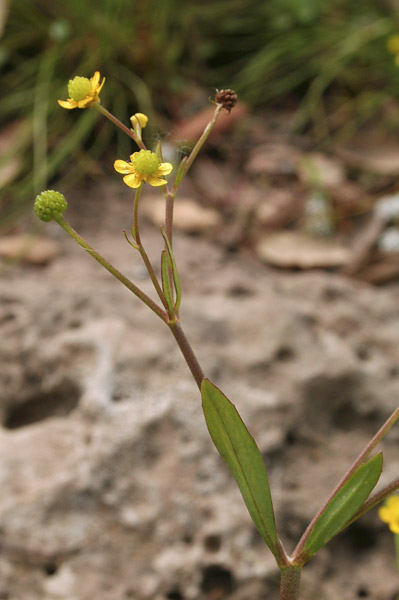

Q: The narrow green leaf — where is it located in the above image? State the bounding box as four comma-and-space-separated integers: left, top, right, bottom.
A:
161, 227, 182, 312
300, 453, 383, 563
174, 155, 188, 189
161, 250, 174, 314
201, 378, 281, 562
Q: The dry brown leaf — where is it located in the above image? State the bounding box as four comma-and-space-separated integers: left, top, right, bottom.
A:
337, 143, 399, 175
142, 196, 222, 234
171, 103, 248, 143
246, 143, 302, 176
353, 253, 399, 284
0, 234, 61, 265
256, 231, 350, 269
298, 152, 345, 188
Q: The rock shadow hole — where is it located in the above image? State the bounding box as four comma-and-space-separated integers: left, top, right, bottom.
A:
3, 380, 80, 429
166, 588, 184, 600
44, 562, 58, 576
200, 564, 235, 597
203, 534, 222, 552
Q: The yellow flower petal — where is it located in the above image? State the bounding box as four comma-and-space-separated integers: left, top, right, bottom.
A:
147, 174, 168, 187
114, 160, 133, 174
123, 173, 144, 188
77, 98, 91, 108
91, 71, 100, 87
58, 99, 77, 109
97, 76, 105, 93
157, 162, 173, 175
378, 506, 392, 523
387, 496, 399, 508
389, 521, 399, 534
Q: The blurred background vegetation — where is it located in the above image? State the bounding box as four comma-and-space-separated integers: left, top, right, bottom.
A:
1, 0, 399, 227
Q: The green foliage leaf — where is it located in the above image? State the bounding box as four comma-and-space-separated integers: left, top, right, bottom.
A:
201, 378, 281, 562
161, 227, 181, 312
300, 453, 383, 563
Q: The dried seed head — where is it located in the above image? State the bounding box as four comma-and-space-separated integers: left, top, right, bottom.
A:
215, 89, 238, 113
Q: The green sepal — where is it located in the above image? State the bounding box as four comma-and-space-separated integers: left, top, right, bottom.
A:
161, 227, 181, 313
155, 140, 163, 162
298, 453, 383, 564
161, 250, 174, 315
201, 378, 282, 563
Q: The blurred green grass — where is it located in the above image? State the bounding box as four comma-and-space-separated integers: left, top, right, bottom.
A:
1, 0, 399, 226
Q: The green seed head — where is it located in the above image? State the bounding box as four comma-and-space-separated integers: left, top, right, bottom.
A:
34, 190, 67, 222
68, 76, 92, 101
132, 150, 160, 176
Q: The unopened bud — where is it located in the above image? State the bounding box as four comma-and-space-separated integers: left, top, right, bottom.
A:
130, 113, 148, 129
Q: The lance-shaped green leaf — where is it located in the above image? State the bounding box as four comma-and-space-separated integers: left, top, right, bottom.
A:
297, 452, 383, 564
201, 378, 282, 563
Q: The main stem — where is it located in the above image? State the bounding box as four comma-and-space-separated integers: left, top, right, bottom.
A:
279, 566, 302, 600
168, 321, 204, 389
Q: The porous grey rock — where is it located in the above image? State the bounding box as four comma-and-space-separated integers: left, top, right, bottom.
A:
0, 218, 398, 600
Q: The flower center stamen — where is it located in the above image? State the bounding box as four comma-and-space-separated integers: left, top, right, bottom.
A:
132, 150, 160, 176
68, 76, 92, 101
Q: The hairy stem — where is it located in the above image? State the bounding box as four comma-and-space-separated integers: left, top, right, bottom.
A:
172, 103, 224, 195
94, 103, 146, 150
165, 192, 175, 246
168, 321, 204, 389
279, 566, 302, 600
132, 185, 169, 311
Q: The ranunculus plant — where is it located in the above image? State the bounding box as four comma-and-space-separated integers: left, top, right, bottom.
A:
33, 73, 399, 600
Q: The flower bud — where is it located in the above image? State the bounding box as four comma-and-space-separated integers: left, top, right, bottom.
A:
130, 113, 148, 129
34, 190, 67, 222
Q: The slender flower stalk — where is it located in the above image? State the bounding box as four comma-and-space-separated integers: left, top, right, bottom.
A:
132, 185, 169, 311
165, 101, 225, 244
94, 103, 147, 150
54, 214, 167, 322
172, 103, 224, 195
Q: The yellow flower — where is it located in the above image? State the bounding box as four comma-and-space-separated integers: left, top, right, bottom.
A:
114, 150, 173, 188
378, 495, 399, 534
58, 71, 105, 109
387, 35, 399, 56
